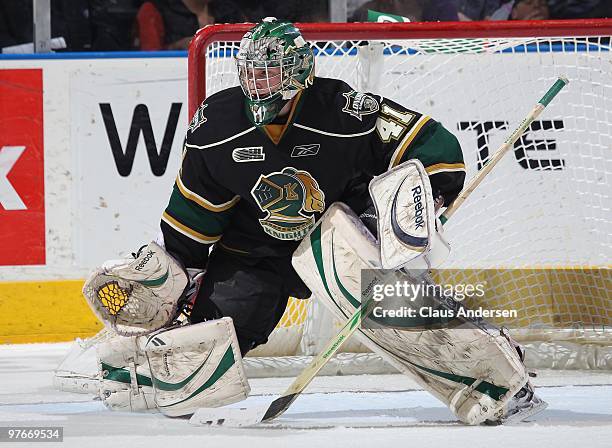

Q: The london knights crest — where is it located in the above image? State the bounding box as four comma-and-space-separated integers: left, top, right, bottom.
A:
342, 91, 379, 120
251, 167, 326, 241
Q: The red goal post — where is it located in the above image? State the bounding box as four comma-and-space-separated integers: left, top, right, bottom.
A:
188, 18, 612, 118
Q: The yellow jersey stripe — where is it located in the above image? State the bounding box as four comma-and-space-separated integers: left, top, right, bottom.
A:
176, 175, 240, 212
162, 211, 221, 244
425, 163, 466, 175
218, 242, 250, 255
389, 115, 431, 169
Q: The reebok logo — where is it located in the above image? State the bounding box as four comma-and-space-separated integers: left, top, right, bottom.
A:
390, 177, 428, 250
232, 146, 265, 162
135, 250, 155, 271
412, 186, 425, 230
291, 144, 320, 157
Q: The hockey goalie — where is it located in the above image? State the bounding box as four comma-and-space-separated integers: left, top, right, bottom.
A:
70, 17, 546, 424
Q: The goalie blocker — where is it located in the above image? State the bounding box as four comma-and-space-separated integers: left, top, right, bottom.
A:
369, 159, 451, 270
292, 161, 536, 425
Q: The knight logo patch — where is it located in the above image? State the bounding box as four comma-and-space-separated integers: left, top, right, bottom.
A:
251, 167, 325, 241
342, 91, 379, 121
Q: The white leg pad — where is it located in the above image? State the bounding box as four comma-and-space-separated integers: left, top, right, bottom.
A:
293, 203, 529, 425
97, 334, 156, 412
145, 317, 250, 417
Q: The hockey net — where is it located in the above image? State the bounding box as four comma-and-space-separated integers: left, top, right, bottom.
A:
186, 20, 612, 373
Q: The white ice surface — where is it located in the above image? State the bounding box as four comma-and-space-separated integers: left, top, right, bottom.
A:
1, 343, 611, 448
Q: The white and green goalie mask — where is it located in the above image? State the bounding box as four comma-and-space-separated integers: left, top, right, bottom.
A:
235, 17, 315, 126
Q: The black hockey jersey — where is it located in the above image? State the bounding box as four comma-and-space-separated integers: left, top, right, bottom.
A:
161, 77, 465, 268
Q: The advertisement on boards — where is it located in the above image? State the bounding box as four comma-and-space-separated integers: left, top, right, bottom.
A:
0, 69, 45, 266
71, 66, 187, 267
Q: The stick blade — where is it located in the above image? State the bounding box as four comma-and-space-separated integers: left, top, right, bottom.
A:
262, 393, 298, 421
189, 405, 267, 427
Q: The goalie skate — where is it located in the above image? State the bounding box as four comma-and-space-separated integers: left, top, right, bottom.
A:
488, 382, 548, 425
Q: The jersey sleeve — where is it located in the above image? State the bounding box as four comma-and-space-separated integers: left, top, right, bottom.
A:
369, 97, 466, 206
160, 140, 240, 269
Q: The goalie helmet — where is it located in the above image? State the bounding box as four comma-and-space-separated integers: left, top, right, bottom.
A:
235, 17, 314, 126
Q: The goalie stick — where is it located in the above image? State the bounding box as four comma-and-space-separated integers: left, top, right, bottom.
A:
440, 77, 569, 224
189, 76, 569, 428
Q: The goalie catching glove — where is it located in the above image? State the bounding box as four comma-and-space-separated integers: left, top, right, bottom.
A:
82, 241, 189, 336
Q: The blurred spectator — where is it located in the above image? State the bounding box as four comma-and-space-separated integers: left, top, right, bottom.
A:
547, 1, 611, 19
136, 0, 248, 51
164, 0, 248, 49
351, 0, 506, 22
455, 0, 551, 20
60, 0, 93, 50
89, 0, 142, 51
456, 1, 512, 20
423, 1, 461, 21
457, 0, 611, 21
182, 0, 248, 26
1, 0, 91, 52
238, 0, 328, 22
136, 2, 165, 50
351, 0, 427, 22
0, 1, 34, 48
137, 0, 329, 51
6, 0, 608, 54
154, 0, 200, 50
510, 0, 549, 20
181, 0, 213, 27
208, 0, 250, 23
181, 0, 328, 25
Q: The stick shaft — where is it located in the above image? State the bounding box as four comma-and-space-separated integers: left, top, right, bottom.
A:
263, 296, 376, 421
440, 77, 568, 225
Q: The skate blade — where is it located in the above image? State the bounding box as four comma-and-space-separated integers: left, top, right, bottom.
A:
189, 405, 267, 427
502, 399, 549, 425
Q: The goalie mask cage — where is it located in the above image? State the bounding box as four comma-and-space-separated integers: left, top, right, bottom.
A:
188, 20, 612, 373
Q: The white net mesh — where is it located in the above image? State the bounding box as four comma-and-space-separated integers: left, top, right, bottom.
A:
198, 30, 611, 369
